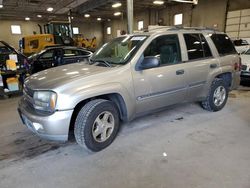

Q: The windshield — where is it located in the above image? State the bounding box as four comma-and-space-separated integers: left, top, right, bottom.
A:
91, 35, 148, 64
28, 49, 47, 59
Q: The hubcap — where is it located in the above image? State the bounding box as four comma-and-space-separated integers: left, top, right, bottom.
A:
213, 86, 226, 107
92, 111, 115, 143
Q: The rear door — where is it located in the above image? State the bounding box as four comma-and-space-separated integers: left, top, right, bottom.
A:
181, 33, 220, 101
210, 33, 240, 89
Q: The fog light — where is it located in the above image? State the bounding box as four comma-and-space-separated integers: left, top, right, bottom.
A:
33, 123, 43, 131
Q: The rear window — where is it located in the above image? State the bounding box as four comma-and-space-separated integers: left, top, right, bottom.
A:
184, 33, 212, 60
210, 34, 237, 55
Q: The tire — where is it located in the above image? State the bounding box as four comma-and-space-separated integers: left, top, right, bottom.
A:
74, 99, 120, 152
201, 79, 229, 112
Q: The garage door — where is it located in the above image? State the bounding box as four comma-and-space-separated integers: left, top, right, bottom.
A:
226, 9, 250, 39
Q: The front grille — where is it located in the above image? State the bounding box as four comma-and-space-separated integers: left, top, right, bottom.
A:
23, 84, 35, 108
241, 65, 247, 71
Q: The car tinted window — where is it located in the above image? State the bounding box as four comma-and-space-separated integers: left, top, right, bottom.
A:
64, 49, 80, 57
0, 46, 12, 54
184, 34, 204, 60
144, 34, 181, 65
79, 50, 91, 56
210, 34, 236, 55
40, 50, 54, 59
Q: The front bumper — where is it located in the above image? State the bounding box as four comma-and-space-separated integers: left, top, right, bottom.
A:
18, 97, 74, 141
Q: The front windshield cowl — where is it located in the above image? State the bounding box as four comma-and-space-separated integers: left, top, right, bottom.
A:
91, 35, 148, 65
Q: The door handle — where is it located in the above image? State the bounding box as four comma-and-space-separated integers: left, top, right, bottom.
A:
176, 69, 185, 75
210, 64, 217, 69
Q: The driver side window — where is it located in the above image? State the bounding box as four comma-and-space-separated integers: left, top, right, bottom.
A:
144, 34, 181, 66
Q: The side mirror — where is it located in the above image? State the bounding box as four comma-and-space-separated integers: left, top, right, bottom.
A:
139, 56, 160, 70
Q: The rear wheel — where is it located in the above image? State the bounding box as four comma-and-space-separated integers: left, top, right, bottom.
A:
201, 79, 229, 112
74, 99, 120, 152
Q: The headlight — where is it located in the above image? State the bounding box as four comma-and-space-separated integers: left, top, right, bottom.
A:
33, 91, 57, 112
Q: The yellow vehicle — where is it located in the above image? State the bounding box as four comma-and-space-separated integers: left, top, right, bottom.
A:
22, 34, 64, 56
74, 34, 97, 50
21, 22, 97, 56
21, 22, 74, 56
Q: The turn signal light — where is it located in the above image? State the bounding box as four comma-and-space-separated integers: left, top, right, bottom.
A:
234, 57, 242, 71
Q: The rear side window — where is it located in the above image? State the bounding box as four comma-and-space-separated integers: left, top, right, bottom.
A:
210, 34, 236, 55
64, 49, 80, 57
184, 33, 212, 60
80, 50, 91, 56
40, 50, 54, 59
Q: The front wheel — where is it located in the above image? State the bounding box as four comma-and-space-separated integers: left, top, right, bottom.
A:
201, 79, 229, 112
74, 99, 120, 152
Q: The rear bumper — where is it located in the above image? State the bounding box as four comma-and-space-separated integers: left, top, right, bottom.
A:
231, 71, 241, 90
18, 97, 73, 141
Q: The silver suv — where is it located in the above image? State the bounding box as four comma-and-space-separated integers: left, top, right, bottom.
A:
18, 27, 241, 151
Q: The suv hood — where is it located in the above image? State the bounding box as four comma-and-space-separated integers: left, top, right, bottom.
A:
25, 62, 111, 90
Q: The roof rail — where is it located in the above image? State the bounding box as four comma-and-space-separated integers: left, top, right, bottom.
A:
144, 25, 218, 32
168, 26, 218, 31
144, 26, 174, 32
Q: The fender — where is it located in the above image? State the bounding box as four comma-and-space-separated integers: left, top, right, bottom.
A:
56, 82, 136, 121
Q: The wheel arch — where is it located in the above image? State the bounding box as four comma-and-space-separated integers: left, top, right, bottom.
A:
68, 93, 128, 136
214, 72, 232, 88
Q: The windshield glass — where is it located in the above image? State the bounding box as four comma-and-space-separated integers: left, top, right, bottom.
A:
91, 35, 148, 64
28, 49, 46, 59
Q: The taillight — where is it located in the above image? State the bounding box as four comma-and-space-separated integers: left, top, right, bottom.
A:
234, 57, 242, 71
239, 57, 242, 71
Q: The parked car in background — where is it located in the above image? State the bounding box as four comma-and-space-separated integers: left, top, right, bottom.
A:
28, 46, 92, 74
233, 39, 250, 54
0, 41, 28, 69
240, 48, 250, 83
0, 41, 28, 96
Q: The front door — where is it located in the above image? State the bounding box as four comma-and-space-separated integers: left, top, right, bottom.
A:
132, 34, 188, 114
36, 49, 55, 72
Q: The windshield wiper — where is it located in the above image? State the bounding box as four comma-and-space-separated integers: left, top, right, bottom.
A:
89, 59, 112, 67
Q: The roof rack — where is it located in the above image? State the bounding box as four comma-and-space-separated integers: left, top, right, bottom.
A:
168, 26, 218, 31
144, 25, 218, 32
